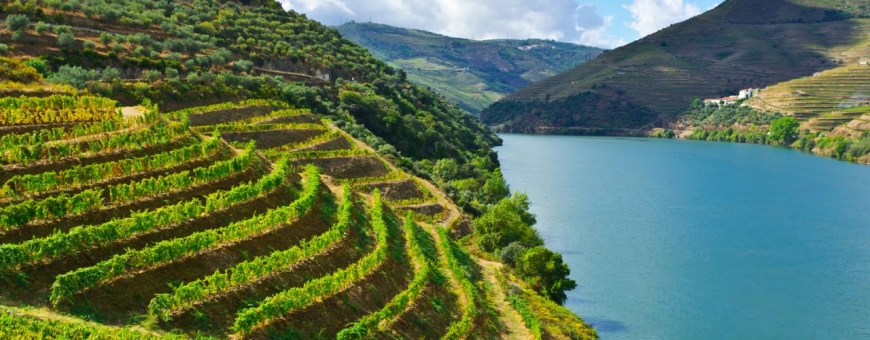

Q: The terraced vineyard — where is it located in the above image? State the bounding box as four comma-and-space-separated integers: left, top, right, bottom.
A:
747, 64, 870, 136
0, 94, 590, 339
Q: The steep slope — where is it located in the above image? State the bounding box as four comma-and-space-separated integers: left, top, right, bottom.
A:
337, 22, 603, 113
481, 0, 870, 133
0, 0, 596, 338
746, 64, 870, 137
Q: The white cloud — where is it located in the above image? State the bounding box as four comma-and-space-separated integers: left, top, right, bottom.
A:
277, 0, 624, 48
574, 5, 627, 49
622, 0, 701, 37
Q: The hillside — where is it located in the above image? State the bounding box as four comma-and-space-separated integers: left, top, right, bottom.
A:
481, 0, 870, 134
746, 64, 870, 137
0, 0, 595, 338
337, 22, 603, 113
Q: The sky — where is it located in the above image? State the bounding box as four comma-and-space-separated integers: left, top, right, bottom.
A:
277, 0, 724, 49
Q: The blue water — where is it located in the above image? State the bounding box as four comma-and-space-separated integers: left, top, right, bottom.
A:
496, 134, 870, 340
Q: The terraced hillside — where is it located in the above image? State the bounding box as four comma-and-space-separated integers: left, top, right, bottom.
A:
746, 64, 870, 136
0, 94, 595, 339
481, 0, 870, 134
337, 22, 603, 114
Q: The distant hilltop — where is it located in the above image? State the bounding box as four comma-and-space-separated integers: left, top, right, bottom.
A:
482, 0, 870, 134
337, 22, 603, 114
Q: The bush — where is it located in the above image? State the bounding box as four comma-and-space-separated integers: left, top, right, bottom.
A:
57, 32, 76, 48
143, 69, 162, 82
516, 246, 577, 305
499, 242, 527, 266
83, 40, 97, 49
769, 116, 800, 145
6, 14, 30, 31
474, 193, 542, 253
100, 67, 121, 82
35, 21, 49, 34
47, 65, 100, 89
0, 44, 8, 56
24, 59, 48, 75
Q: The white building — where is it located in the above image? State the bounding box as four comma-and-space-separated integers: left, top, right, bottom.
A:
738, 88, 757, 99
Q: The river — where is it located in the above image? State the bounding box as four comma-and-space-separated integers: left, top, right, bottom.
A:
496, 134, 870, 340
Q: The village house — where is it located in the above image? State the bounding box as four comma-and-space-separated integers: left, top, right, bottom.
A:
738, 88, 757, 99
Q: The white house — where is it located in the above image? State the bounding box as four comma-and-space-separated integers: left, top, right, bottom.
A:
738, 88, 757, 99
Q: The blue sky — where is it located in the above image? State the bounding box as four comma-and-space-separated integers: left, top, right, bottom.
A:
278, 0, 724, 48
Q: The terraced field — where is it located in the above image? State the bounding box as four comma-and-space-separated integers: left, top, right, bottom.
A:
0, 95, 574, 339
747, 65, 870, 136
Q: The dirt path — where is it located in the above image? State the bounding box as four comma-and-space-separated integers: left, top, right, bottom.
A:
121, 106, 145, 119
479, 259, 535, 340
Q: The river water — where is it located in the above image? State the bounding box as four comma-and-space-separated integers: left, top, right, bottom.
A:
496, 134, 870, 340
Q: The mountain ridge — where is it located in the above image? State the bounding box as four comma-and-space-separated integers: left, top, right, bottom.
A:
481, 0, 870, 133
337, 22, 603, 113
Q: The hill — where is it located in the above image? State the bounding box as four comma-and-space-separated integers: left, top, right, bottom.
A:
0, 0, 596, 338
481, 0, 870, 134
337, 22, 603, 113
746, 64, 870, 137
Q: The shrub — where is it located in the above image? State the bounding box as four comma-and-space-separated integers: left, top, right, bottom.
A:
34, 21, 49, 33
83, 40, 97, 49
143, 69, 162, 82
57, 32, 76, 48
46, 65, 100, 89
23, 59, 48, 75
6, 14, 30, 31
499, 241, 527, 266
0, 44, 8, 56
516, 246, 577, 305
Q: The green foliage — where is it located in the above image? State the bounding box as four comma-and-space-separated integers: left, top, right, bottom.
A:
498, 241, 527, 267
438, 227, 479, 339
337, 216, 439, 339
57, 32, 76, 48
233, 189, 388, 335
34, 21, 49, 33
481, 168, 510, 204
23, 58, 48, 75
769, 116, 800, 145
0, 307, 182, 339
515, 247, 577, 305
482, 91, 659, 132
507, 293, 544, 340
680, 103, 783, 128
474, 193, 542, 253
336, 22, 603, 114
0, 44, 8, 56
0, 147, 272, 274
0, 58, 41, 83
150, 182, 352, 322
50, 163, 320, 307
46, 66, 101, 89
5, 14, 30, 31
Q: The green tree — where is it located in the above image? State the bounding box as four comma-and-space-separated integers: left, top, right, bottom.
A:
769, 116, 799, 145
35, 21, 49, 34
481, 168, 510, 204
57, 32, 75, 48
516, 246, 577, 305
473, 193, 541, 253
432, 158, 460, 182
6, 14, 30, 32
